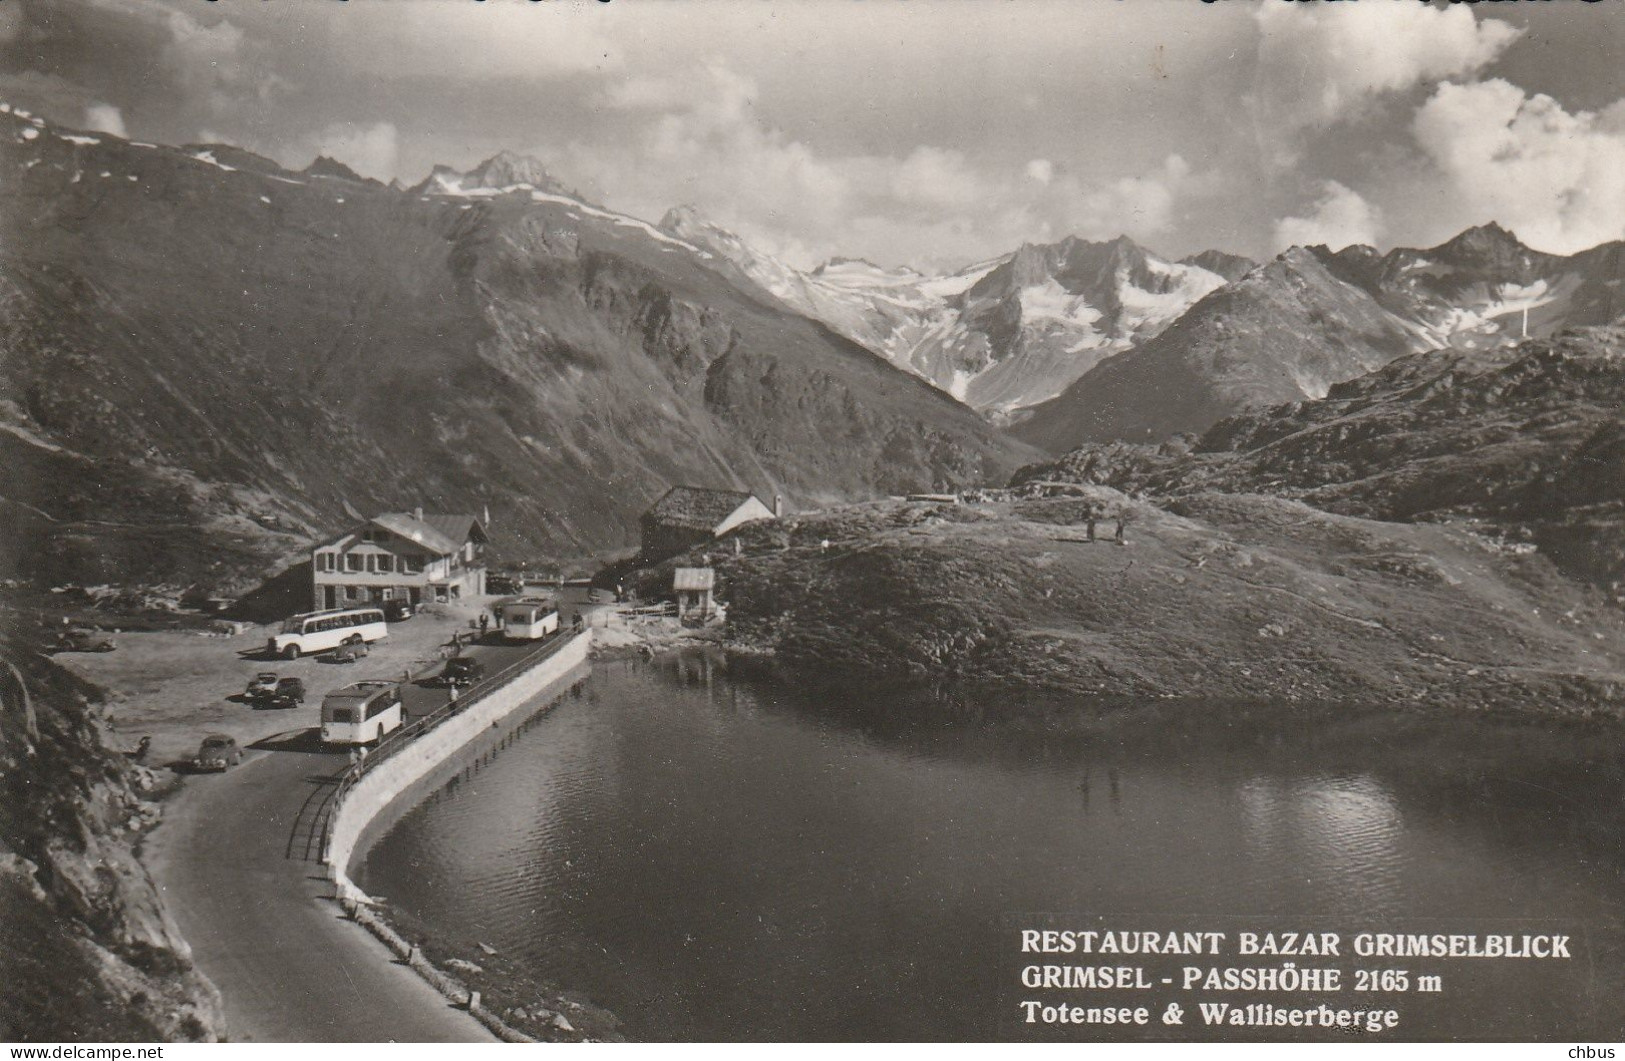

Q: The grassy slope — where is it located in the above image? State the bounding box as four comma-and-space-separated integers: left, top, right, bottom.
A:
694, 495, 1625, 717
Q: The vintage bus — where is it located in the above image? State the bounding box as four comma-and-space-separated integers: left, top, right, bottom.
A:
267, 607, 388, 660
500, 596, 560, 641
320, 680, 405, 745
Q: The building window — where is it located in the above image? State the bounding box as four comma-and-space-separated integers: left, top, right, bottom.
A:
376, 554, 395, 574
345, 553, 364, 573
345, 585, 360, 601
402, 555, 423, 574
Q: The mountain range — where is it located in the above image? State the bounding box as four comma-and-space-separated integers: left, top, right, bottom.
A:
1012, 225, 1624, 452
662, 207, 1252, 415
0, 108, 1031, 592
4, 103, 1623, 595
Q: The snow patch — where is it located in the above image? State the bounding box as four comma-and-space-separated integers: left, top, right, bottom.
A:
259, 195, 271, 204
1019, 278, 1105, 329
60, 133, 101, 146
918, 257, 1005, 300
19, 127, 38, 141
189, 150, 237, 173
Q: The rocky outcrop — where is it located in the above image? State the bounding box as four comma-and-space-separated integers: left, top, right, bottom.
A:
0, 635, 224, 1041
680, 495, 1625, 717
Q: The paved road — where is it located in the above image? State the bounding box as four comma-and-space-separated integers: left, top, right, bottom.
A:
147, 638, 538, 1043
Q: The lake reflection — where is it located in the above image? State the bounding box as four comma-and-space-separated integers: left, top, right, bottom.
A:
358, 651, 1624, 1041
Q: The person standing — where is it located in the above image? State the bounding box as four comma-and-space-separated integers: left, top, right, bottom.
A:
479, 612, 490, 638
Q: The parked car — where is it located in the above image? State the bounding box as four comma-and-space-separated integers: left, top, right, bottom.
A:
246, 672, 280, 699
328, 638, 370, 664
439, 656, 485, 688
193, 734, 242, 772
485, 574, 518, 595
52, 629, 116, 653
264, 677, 306, 709
382, 599, 415, 622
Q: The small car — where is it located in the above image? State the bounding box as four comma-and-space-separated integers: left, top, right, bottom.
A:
485, 574, 518, 595
439, 656, 485, 688
382, 599, 414, 622
193, 734, 242, 772
263, 677, 306, 709
246, 672, 280, 699
328, 639, 370, 663
53, 629, 116, 653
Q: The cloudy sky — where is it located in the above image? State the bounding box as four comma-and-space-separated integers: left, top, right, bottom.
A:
3, 0, 1622, 270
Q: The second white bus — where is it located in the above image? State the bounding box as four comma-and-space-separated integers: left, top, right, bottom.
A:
268, 607, 388, 660
500, 596, 560, 641
320, 681, 405, 745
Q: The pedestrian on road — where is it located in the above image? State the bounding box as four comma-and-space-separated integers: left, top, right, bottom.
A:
479, 613, 489, 638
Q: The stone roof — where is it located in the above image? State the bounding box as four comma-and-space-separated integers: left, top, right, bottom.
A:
642, 486, 762, 532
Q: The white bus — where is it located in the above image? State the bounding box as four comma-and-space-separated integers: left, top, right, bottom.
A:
320, 681, 405, 745
499, 596, 560, 641
268, 607, 388, 660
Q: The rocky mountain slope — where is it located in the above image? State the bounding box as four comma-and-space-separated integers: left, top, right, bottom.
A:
1013, 247, 1427, 451
661, 208, 1240, 414
0, 109, 1034, 593
0, 633, 224, 1040
1016, 227, 1625, 452
1013, 325, 1625, 599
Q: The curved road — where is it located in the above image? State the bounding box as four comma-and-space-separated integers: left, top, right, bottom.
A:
146, 640, 536, 1043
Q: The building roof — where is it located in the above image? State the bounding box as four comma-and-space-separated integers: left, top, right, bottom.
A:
673, 567, 716, 592
643, 486, 764, 532
320, 512, 486, 555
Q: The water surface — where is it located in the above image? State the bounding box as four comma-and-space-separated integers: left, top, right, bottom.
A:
358, 652, 1624, 1041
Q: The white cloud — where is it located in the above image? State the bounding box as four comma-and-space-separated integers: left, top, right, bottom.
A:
1252, 3, 1519, 151
557, 62, 1204, 269
336, 4, 623, 80
83, 102, 126, 138
1066, 155, 1194, 238
1411, 79, 1625, 255
1274, 180, 1383, 252
307, 121, 399, 181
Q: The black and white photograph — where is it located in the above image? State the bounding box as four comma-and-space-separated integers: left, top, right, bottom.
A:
1, 0, 1622, 1046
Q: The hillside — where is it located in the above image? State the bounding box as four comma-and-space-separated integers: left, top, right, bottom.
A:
1016, 227, 1625, 452
1013, 326, 1625, 597
0, 110, 1034, 594
646, 493, 1625, 717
